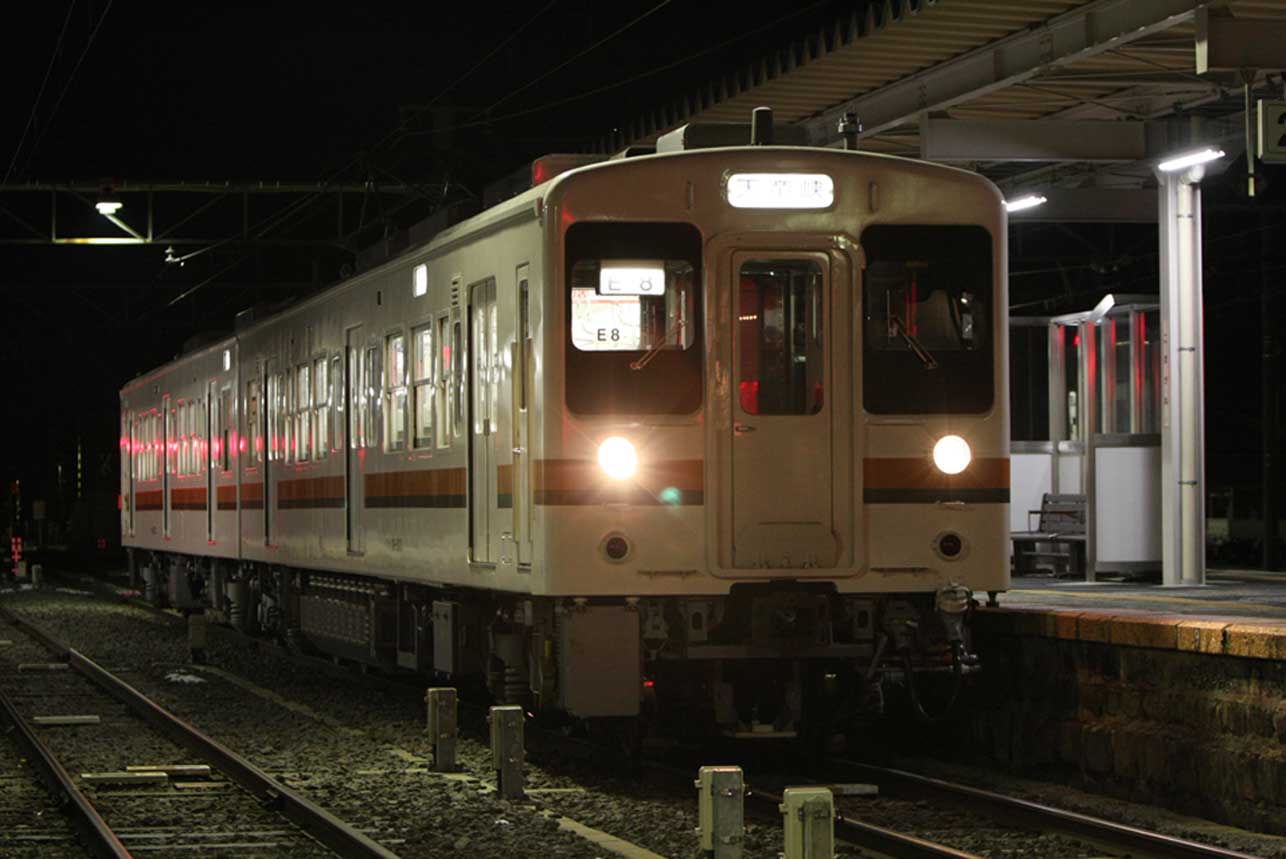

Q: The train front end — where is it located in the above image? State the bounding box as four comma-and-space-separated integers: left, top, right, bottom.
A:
538, 134, 1008, 737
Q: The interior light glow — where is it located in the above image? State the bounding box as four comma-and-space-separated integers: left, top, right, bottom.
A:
599, 261, 665, 296
95, 200, 123, 215
597, 436, 638, 480
726, 173, 834, 209
1004, 194, 1047, 213
413, 264, 428, 297
1157, 147, 1224, 173
932, 435, 972, 475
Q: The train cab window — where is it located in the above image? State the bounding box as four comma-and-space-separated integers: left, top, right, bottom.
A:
737, 260, 825, 415
565, 222, 703, 415
314, 357, 329, 455
412, 325, 433, 448
386, 333, 408, 451
861, 225, 994, 414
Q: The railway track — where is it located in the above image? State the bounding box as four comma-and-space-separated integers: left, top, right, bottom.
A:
11, 572, 1284, 859
0, 604, 401, 859
820, 759, 1267, 859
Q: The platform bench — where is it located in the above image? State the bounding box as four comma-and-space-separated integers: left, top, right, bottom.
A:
1011, 493, 1087, 577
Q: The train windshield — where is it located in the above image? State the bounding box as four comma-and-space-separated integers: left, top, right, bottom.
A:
565, 222, 703, 414
861, 224, 994, 414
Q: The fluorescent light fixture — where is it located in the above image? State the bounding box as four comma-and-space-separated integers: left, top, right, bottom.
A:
1004, 194, 1047, 213
95, 200, 123, 215
726, 173, 834, 209
1157, 147, 1224, 173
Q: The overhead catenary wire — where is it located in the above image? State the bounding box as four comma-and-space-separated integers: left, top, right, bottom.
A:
484, 0, 676, 115
3, 0, 77, 185
19, 0, 115, 179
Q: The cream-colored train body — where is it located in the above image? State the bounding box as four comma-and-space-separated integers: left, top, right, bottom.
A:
121, 137, 1008, 735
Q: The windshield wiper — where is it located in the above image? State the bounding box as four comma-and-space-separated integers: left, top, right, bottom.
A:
629, 318, 686, 371
891, 314, 938, 370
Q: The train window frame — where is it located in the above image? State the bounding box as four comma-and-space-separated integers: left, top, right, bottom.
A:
385, 331, 408, 452
860, 224, 995, 415
412, 323, 434, 449
564, 222, 704, 416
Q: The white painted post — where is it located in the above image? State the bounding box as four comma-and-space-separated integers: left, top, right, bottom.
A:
1157, 169, 1208, 586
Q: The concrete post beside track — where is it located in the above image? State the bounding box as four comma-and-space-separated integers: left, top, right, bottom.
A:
426, 687, 457, 772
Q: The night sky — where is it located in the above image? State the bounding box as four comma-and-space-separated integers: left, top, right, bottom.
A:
1, 1, 1282, 555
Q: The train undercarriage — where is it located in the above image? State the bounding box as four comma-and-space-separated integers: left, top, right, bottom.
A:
128, 548, 979, 738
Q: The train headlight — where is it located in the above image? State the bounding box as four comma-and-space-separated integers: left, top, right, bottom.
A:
932, 435, 971, 475
597, 437, 637, 480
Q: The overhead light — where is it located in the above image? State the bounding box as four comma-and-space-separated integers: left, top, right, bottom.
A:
1157, 147, 1224, 173
1004, 194, 1047, 213
165, 246, 177, 264
96, 185, 122, 216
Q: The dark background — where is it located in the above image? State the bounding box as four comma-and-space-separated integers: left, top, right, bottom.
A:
0, 1, 1281, 563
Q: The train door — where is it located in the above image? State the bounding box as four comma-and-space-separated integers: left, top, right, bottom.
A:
345, 326, 365, 554
513, 265, 533, 567
729, 251, 851, 570
162, 394, 172, 538
468, 278, 499, 564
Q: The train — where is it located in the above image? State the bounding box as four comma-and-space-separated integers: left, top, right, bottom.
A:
120, 115, 1009, 740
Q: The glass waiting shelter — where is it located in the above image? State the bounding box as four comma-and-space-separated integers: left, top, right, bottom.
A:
1010, 294, 1162, 580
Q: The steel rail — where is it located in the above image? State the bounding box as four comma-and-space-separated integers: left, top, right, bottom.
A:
0, 684, 132, 859
746, 786, 983, 859
0, 605, 402, 859
829, 759, 1264, 859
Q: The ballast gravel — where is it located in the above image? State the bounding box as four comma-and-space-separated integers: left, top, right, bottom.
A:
8, 578, 1286, 859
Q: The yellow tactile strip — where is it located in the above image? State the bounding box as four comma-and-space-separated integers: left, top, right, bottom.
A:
977, 607, 1286, 660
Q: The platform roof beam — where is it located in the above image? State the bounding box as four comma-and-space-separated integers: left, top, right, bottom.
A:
804, 0, 1209, 146
920, 119, 1147, 162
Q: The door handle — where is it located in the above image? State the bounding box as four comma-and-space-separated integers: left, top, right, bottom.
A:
734, 423, 756, 434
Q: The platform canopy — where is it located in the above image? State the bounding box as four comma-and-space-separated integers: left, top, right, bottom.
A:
597, 0, 1286, 218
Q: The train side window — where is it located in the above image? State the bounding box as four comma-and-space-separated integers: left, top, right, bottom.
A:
451, 319, 464, 438
219, 386, 232, 473
329, 355, 342, 453
246, 379, 261, 466
412, 325, 433, 448
386, 333, 408, 451
737, 259, 825, 416
314, 357, 329, 456
279, 371, 292, 464
435, 316, 450, 449
861, 224, 994, 414
297, 363, 312, 462
363, 346, 379, 449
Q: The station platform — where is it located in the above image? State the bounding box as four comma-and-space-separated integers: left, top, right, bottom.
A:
981, 569, 1286, 660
